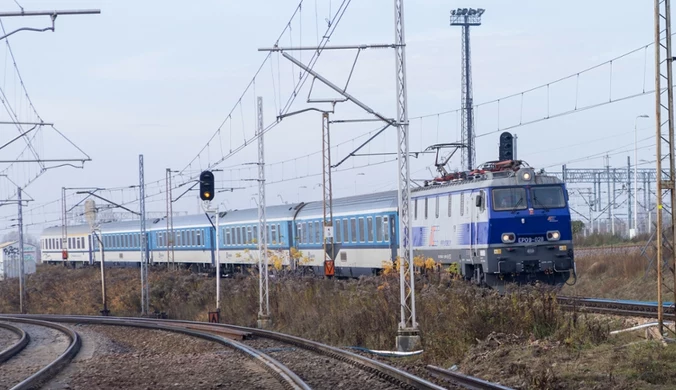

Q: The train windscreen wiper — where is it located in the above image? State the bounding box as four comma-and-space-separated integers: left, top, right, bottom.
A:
532, 196, 550, 212
510, 197, 524, 214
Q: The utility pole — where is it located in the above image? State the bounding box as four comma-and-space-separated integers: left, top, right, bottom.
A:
450, 7, 485, 171
653, 0, 676, 335
139, 155, 149, 315
256, 96, 271, 329
17, 187, 25, 314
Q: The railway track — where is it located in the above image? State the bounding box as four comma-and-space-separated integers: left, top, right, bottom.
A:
427, 366, 513, 390
1, 314, 513, 389
0, 317, 81, 390
557, 296, 676, 319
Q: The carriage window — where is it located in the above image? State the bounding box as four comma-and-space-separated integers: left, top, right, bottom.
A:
342, 219, 348, 244
335, 220, 342, 243
246, 226, 252, 244
314, 221, 321, 244
376, 217, 383, 242
358, 218, 365, 242
435, 197, 440, 218
448, 195, 452, 217
296, 224, 302, 244
492, 188, 528, 211
383, 216, 390, 242
225, 228, 231, 245
196, 231, 202, 246
350, 218, 357, 243
253, 226, 259, 243
302, 222, 308, 243
424, 198, 428, 220
271, 224, 278, 244
367, 217, 374, 242
531, 186, 566, 209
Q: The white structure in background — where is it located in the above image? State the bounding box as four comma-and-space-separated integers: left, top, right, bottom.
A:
0, 241, 37, 280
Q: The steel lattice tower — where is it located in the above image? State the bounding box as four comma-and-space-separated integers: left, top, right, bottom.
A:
450, 8, 485, 171
652, 0, 676, 335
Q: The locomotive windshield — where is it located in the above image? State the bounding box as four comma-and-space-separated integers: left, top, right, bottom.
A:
492, 188, 527, 211
531, 186, 566, 209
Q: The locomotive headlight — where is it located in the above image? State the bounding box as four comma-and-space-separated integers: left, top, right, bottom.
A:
522, 172, 531, 181
501, 233, 516, 243
546, 230, 560, 241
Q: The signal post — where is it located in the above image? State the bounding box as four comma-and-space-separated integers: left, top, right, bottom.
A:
200, 170, 221, 323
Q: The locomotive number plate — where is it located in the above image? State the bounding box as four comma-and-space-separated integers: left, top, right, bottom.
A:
518, 236, 544, 244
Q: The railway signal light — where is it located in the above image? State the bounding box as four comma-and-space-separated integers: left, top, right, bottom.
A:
199, 170, 215, 201
499, 132, 513, 161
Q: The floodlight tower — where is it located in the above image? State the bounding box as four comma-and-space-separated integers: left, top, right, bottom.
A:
450, 7, 485, 171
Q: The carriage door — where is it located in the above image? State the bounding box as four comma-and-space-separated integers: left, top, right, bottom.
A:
469, 192, 476, 260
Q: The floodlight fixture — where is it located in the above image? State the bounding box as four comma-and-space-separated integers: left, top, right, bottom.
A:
450, 7, 485, 26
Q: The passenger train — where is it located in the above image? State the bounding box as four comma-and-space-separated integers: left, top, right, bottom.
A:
40, 159, 575, 289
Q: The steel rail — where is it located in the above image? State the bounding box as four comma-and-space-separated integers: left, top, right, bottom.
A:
427, 365, 514, 390
13, 314, 447, 390
114, 316, 447, 390
3, 315, 309, 390
0, 321, 29, 363
557, 296, 676, 319
0, 317, 81, 390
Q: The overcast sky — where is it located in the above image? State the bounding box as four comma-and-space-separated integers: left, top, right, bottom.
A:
0, 0, 660, 235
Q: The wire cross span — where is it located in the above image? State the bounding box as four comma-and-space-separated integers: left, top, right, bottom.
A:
0, 18, 93, 198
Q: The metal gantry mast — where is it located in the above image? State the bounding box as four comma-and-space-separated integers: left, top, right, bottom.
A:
17, 187, 25, 314
61, 187, 68, 266
653, 0, 676, 335
165, 168, 175, 268
394, 0, 420, 351
322, 112, 336, 278
139, 154, 149, 315
256, 96, 271, 329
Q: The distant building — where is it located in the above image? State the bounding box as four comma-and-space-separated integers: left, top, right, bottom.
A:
0, 241, 37, 280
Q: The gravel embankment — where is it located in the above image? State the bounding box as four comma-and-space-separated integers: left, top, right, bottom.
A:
42, 324, 285, 390
0, 321, 70, 389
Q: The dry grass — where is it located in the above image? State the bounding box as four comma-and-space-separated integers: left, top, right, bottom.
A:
562, 246, 676, 301
3, 264, 676, 389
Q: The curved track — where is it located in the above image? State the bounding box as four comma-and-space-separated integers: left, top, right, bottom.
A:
0, 322, 29, 364
0, 317, 81, 390
0, 315, 309, 390
11, 314, 449, 389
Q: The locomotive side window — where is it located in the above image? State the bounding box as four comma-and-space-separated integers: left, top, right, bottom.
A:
414, 199, 418, 220
424, 198, 428, 220
492, 188, 527, 211
435, 197, 440, 219
531, 186, 566, 209
460, 193, 464, 216
448, 195, 452, 217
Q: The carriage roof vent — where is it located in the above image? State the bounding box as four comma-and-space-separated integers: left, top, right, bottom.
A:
152, 218, 161, 224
